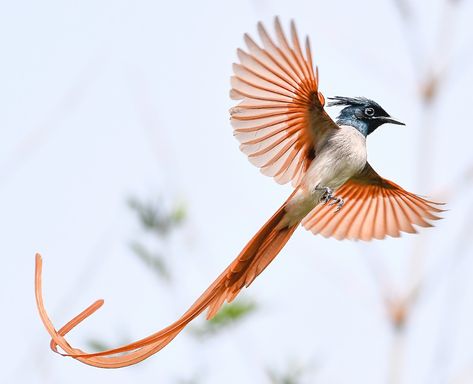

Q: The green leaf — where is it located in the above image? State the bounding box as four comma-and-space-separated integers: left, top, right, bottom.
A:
171, 201, 186, 225
127, 197, 186, 235
267, 361, 315, 384
87, 339, 111, 352
191, 299, 257, 337
87, 335, 132, 354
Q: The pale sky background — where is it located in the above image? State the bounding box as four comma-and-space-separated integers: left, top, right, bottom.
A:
1, 0, 473, 383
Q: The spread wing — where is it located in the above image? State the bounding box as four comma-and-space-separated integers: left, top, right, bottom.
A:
302, 163, 444, 241
230, 17, 339, 187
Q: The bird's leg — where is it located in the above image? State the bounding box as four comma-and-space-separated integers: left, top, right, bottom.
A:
314, 186, 333, 204
314, 187, 345, 212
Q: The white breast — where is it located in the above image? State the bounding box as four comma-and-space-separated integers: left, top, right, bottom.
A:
282, 126, 367, 226
303, 125, 367, 190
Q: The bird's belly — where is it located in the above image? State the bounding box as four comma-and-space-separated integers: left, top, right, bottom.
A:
282, 126, 367, 226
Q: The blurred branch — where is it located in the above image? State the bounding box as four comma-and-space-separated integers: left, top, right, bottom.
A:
0, 49, 108, 187
435, 160, 473, 201
393, 0, 411, 20
377, 3, 465, 383
267, 360, 315, 384
388, 331, 406, 384
407, 184, 473, 313
390, 0, 463, 294
127, 68, 181, 187
427, 201, 473, 382
392, 0, 423, 77
176, 378, 202, 384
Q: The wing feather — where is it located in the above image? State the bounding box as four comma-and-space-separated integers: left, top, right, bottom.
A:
302, 163, 444, 240
231, 17, 338, 186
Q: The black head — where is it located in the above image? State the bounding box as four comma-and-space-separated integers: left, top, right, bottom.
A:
327, 96, 405, 137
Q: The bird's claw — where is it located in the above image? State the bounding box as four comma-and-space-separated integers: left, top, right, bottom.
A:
320, 187, 333, 204
315, 187, 344, 212
329, 197, 345, 212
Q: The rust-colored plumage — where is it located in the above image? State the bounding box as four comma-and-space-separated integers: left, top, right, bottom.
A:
231, 18, 334, 186
35, 191, 298, 367
302, 163, 442, 240
35, 17, 443, 368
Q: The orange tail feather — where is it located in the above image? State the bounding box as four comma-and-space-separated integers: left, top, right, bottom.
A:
35, 193, 299, 368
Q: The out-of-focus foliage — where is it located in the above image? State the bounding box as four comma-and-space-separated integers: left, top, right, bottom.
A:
267, 361, 313, 384
6, 1, 473, 383
86, 196, 185, 349
87, 195, 257, 356
128, 196, 186, 281
128, 197, 186, 236
87, 339, 111, 353
87, 335, 131, 353
191, 299, 257, 337
130, 240, 170, 281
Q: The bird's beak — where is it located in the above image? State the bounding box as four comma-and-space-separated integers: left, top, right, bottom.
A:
377, 116, 405, 126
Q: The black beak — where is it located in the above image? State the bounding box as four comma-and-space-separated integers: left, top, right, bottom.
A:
376, 116, 405, 126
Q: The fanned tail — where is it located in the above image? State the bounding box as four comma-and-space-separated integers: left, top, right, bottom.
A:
35, 192, 299, 368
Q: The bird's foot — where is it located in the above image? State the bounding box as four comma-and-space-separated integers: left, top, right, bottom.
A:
329, 196, 345, 212
314, 187, 344, 212
320, 187, 333, 204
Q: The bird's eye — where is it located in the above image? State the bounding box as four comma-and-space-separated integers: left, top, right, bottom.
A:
365, 107, 375, 117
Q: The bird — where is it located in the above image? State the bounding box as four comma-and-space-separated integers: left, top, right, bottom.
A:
35, 17, 443, 368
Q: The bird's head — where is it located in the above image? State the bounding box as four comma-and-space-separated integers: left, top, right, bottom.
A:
327, 96, 405, 137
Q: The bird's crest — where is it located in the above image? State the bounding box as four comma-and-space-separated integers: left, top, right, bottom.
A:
327, 96, 380, 108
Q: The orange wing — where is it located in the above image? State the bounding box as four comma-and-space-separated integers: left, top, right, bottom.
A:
302, 163, 444, 241
230, 17, 338, 186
